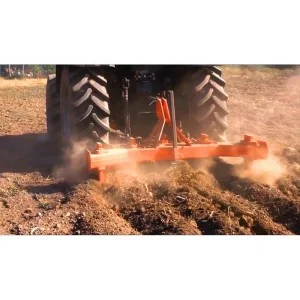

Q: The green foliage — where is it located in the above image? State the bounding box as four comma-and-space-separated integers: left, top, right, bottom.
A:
33, 65, 56, 77
32, 65, 42, 76
46, 65, 56, 73
0, 65, 56, 78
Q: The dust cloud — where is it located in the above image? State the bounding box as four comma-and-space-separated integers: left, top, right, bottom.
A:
53, 139, 91, 183
234, 155, 286, 186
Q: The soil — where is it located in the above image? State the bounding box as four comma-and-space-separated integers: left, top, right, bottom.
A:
0, 67, 299, 235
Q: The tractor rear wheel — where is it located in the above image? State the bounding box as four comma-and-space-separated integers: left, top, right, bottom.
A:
46, 74, 61, 139
186, 66, 229, 142
59, 67, 112, 146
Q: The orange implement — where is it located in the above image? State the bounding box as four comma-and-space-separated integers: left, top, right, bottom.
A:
159, 97, 191, 145
85, 96, 268, 182
86, 135, 268, 182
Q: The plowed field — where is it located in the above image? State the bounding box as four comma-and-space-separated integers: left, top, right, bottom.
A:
0, 66, 299, 235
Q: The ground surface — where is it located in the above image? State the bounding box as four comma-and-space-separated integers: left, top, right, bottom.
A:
0, 67, 299, 235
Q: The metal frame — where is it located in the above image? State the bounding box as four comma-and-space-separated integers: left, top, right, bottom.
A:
86, 93, 268, 183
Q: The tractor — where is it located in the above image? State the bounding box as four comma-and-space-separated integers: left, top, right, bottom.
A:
46, 65, 267, 182
46, 65, 228, 144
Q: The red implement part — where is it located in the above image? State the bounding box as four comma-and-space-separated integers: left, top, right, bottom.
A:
160, 97, 191, 145
145, 97, 191, 146
87, 135, 268, 182
85, 97, 268, 182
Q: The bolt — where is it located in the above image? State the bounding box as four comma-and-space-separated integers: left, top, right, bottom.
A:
199, 134, 209, 143
95, 142, 103, 149
94, 143, 103, 153
244, 135, 253, 143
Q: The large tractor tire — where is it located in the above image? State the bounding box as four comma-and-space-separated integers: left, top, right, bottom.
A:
59, 67, 112, 145
46, 74, 61, 139
186, 66, 229, 142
